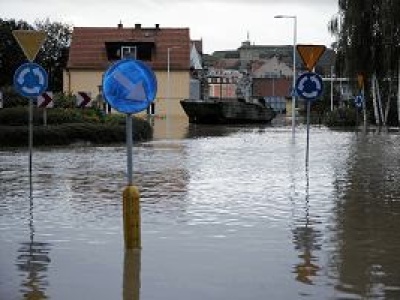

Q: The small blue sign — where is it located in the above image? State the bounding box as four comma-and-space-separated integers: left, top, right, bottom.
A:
102, 59, 157, 114
354, 94, 363, 108
295, 72, 323, 101
14, 62, 48, 98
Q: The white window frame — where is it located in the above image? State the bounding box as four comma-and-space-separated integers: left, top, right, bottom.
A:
121, 46, 137, 59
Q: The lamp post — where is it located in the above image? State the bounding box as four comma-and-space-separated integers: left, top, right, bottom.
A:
274, 15, 297, 139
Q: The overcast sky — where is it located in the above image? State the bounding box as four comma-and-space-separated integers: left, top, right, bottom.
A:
2, 0, 338, 54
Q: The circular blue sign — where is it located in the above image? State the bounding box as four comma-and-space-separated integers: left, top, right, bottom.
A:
13, 62, 48, 98
354, 94, 363, 108
295, 72, 323, 101
102, 59, 157, 114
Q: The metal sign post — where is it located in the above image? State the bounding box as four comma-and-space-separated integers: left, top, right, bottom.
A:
29, 99, 33, 192
295, 72, 324, 164
13, 62, 48, 194
126, 114, 133, 185
354, 94, 364, 129
295, 45, 326, 165
357, 74, 367, 130
12, 30, 47, 195
102, 59, 157, 249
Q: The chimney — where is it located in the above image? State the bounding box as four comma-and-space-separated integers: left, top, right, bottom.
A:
155, 24, 160, 30
135, 23, 141, 30
118, 21, 123, 29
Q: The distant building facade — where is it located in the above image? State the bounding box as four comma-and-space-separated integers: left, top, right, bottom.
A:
203, 39, 336, 113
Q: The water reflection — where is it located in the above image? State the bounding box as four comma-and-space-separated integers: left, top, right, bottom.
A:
332, 132, 400, 298
123, 250, 141, 300
185, 123, 247, 139
16, 195, 51, 300
292, 168, 321, 285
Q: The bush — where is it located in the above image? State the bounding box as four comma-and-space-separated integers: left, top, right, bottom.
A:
0, 86, 27, 108
0, 121, 153, 147
53, 92, 76, 108
0, 106, 153, 147
323, 107, 362, 127
103, 113, 126, 125
0, 107, 105, 125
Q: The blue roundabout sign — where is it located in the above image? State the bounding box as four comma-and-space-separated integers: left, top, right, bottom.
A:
13, 62, 48, 98
354, 94, 363, 108
102, 59, 157, 114
295, 72, 323, 101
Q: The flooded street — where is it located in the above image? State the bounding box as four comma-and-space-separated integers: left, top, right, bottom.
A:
1, 119, 400, 299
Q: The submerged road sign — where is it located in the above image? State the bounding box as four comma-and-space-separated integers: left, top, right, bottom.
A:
296, 45, 326, 72
12, 30, 47, 62
355, 94, 363, 108
295, 72, 323, 101
14, 62, 48, 98
102, 59, 157, 114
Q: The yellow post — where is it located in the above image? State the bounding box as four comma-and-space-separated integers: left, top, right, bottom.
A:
123, 185, 141, 249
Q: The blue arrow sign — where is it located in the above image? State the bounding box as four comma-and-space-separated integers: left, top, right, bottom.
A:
13, 62, 48, 98
102, 59, 157, 114
295, 72, 323, 101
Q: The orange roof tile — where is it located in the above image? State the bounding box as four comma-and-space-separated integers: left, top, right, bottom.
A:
67, 25, 191, 71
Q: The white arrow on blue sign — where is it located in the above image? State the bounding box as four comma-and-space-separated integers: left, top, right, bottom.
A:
354, 94, 363, 108
102, 59, 157, 114
13, 62, 48, 98
295, 72, 323, 101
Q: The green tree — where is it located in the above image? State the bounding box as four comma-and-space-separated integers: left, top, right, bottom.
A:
330, 0, 399, 78
0, 18, 32, 87
329, 0, 400, 125
35, 18, 72, 92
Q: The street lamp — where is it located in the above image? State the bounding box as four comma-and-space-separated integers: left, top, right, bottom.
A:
274, 15, 297, 138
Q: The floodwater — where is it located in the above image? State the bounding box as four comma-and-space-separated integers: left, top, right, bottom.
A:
1, 117, 400, 300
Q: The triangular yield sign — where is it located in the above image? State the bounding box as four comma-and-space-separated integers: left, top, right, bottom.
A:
12, 30, 47, 61
296, 44, 326, 72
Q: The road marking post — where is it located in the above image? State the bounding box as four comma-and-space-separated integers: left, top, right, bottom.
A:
123, 185, 141, 249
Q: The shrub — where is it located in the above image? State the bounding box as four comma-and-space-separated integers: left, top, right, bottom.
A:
103, 113, 126, 125
323, 107, 362, 127
0, 121, 153, 147
0, 107, 106, 125
0, 106, 153, 147
53, 92, 76, 108
0, 86, 27, 108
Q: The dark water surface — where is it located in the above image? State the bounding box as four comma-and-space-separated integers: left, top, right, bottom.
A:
1, 121, 400, 300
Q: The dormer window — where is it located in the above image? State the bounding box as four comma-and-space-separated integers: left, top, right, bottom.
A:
105, 42, 154, 61
121, 46, 137, 59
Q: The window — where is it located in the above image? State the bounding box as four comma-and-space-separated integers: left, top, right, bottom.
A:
105, 42, 154, 61
121, 46, 137, 59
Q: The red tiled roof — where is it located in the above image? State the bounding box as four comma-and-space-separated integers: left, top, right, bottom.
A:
67, 25, 191, 70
